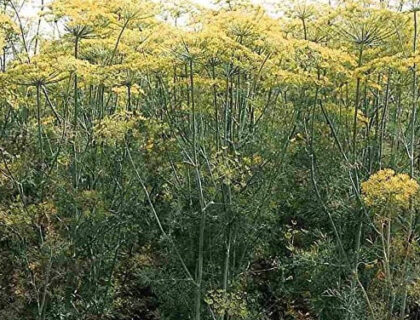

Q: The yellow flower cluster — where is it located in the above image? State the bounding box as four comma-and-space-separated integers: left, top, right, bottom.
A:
93, 112, 145, 146
49, 0, 156, 36
49, 0, 110, 31
0, 13, 18, 50
8, 52, 79, 86
361, 169, 419, 210
205, 289, 248, 318
0, 201, 57, 227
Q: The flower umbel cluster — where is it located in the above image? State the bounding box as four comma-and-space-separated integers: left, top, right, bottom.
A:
361, 169, 419, 211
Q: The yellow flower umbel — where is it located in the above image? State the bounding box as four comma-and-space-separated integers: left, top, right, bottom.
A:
93, 111, 145, 146
361, 169, 419, 212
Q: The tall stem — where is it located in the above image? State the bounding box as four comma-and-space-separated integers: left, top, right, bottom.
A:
400, 9, 418, 319
190, 59, 206, 320
352, 46, 364, 163
378, 73, 390, 169
34, 0, 45, 55
36, 83, 43, 162
72, 36, 79, 189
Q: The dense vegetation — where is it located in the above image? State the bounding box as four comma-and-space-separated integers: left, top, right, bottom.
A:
0, 0, 420, 319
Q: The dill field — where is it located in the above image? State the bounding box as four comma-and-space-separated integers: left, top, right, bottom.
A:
0, 0, 420, 319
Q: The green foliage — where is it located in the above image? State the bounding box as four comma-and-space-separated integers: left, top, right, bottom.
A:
0, 1, 419, 320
